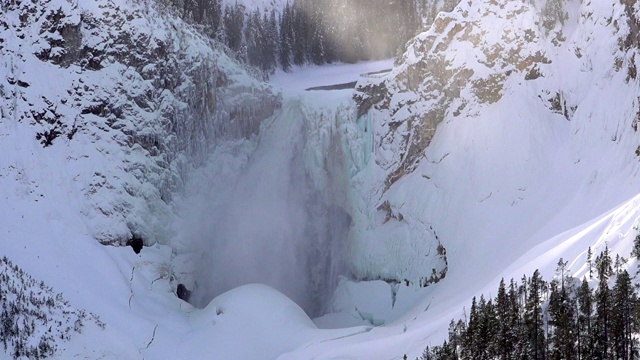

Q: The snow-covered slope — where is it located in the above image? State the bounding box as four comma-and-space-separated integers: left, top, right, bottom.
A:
351, 0, 640, 286
324, 0, 640, 354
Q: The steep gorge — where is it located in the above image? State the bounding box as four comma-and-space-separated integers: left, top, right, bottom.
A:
5, 0, 640, 358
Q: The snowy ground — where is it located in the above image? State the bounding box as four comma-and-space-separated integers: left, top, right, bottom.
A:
270, 59, 394, 94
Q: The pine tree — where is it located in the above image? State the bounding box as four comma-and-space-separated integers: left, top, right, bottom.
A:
201, 0, 222, 39
611, 270, 637, 360
632, 232, 640, 259
447, 319, 464, 359
524, 270, 546, 360
494, 278, 516, 360
594, 246, 613, 359
477, 296, 496, 359
420, 251, 640, 360
576, 277, 594, 360
279, 3, 292, 71
310, 21, 325, 65
262, 10, 278, 73
614, 254, 624, 275
244, 10, 261, 68
420, 346, 431, 360
223, 4, 245, 56
291, 0, 307, 66
320, 1, 337, 64
182, 0, 198, 22
587, 247, 593, 279
548, 260, 575, 360
462, 296, 480, 359
508, 278, 527, 358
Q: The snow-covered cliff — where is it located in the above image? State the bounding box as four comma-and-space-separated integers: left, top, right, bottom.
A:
350, 0, 640, 290
0, 0, 278, 246
0, 0, 279, 357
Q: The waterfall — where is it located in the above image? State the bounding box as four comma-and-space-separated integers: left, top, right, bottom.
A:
180, 97, 353, 317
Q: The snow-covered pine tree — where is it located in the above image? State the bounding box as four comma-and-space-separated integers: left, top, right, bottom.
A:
223, 4, 244, 55
262, 10, 278, 73
524, 270, 546, 360
576, 276, 595, 359
494, 278, 516, 359
611, 270, 637, 360
291, 0, 307, 66
548, 259, 576, 359
279, 3, 293, 71
631, 231, 640, 259
594, 246, 613, 359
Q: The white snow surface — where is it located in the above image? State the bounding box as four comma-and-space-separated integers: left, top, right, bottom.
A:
270, 59, 394, 94
3, 0, 640, 359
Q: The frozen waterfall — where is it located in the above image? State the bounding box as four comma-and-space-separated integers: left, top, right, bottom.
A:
179, 97, 353, 317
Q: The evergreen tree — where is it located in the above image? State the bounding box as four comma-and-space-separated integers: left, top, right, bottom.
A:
181, 0, 198, 22
632, 232, 640, 259
614, 254, 625, 275
495, 278, 516, 360
587, 247, 593, 279
262, 10, 278, 73
244, 10, 262, 68
447, 319, 464, 359
611, 270, 637, 360
291, 0, 308, 66
594, 246, 613, 359
223, 4, 245, 55
477, 296, 497, 359
524, 270, 546, 360
508, 278, 527, 358
198, 0, 222, 39
420, 346, 431, 360
279, 3, 292, 71
169, 0, 425, 73
462, 296, 479, 359
576, 277, 594, 360
548, 259, 575, 360
310, 21, 325, 65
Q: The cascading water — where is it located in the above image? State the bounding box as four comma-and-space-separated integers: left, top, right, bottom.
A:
180, 97, 353, 317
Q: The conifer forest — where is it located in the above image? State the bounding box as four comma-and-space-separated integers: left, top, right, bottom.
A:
422, 242, 640, 360
159, 0, 452, 73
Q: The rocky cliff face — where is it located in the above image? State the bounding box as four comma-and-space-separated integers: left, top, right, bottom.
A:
356, 1, 556, 191
351, 0, 640, 288
0, 0, 279, 245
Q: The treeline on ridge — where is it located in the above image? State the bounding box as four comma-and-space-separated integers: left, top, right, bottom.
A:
158, 0, 446, 74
